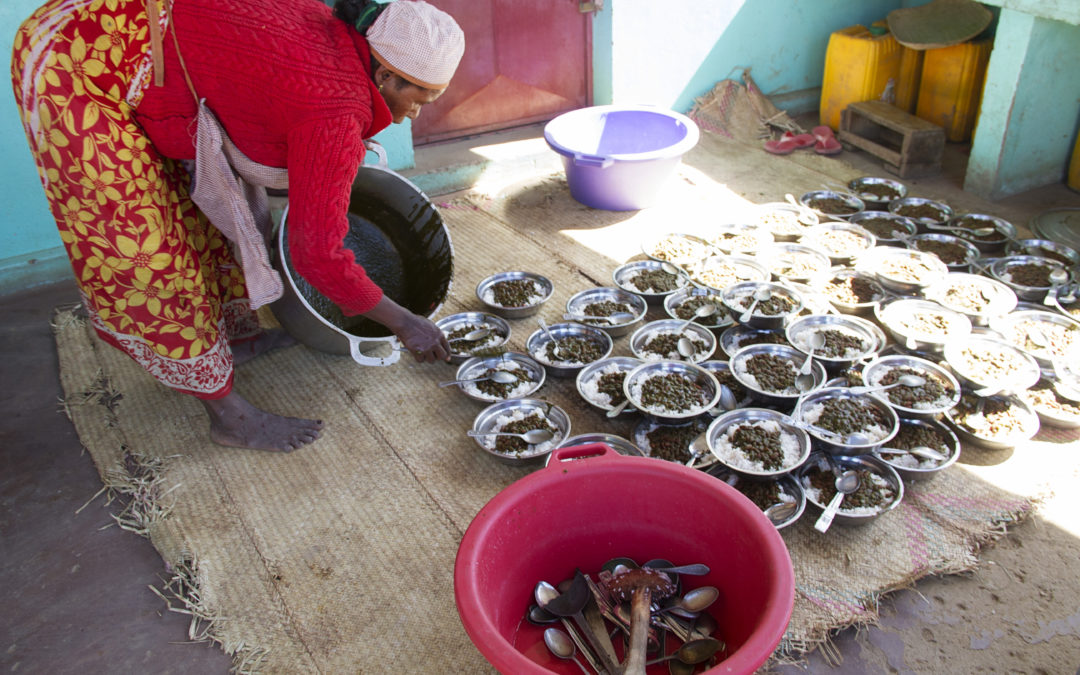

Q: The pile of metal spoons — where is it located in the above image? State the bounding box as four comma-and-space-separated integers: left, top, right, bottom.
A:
528, 558, 724, 674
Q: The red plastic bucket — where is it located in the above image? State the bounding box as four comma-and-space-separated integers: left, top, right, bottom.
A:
454, 443, 794, 674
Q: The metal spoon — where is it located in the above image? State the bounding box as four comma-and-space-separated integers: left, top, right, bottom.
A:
739, 287, 772, 323
716, 384, 737, 412
684, 432, 709, 467
563, 311, 637, 324
606, 398, 632, 418
676, 303, 718, 333
964, 396, 988, 431
542, 572, 622, 674
466, 428, 555, 444
814, 469, 860, 533
848, 373, 927, 395
676, 336, 698, 359
526, 603, 559, 626
660, 261, 694, 284
764, 500, 798, 525
655, 586, 720, 618
932, 223, 996, 237
644, 637, 723, 667
642, 563, 711, 576
543, 628, 591, 675
534, 583, 604, 673
798, 332, 825, 375
1026, 325, 1051, 349
794, 332, 825, 392
878, 445, 948, 462
447, 327, 493, 343
1058, 283, 1078, 304
437, 370, 518, 388
790, 421, 869, 446
537, 317, 566, 360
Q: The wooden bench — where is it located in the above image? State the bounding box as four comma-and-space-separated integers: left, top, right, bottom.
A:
839, 100, 945, 178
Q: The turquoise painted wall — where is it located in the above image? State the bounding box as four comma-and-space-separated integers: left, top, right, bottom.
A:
2, 0, 69, 287
602, 0, 898, 116
966, 10, 1080, 197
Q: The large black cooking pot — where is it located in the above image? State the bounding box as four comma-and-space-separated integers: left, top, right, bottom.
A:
270, 165, 454, 366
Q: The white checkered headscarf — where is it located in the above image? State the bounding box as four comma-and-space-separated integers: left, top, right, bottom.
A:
367, 1, 465, 89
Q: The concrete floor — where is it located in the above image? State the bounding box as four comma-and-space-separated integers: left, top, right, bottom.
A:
2, 124, 1080, 674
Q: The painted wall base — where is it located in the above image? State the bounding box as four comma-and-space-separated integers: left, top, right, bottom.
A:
0, 248, 74, 295
965, 9, 1080, 199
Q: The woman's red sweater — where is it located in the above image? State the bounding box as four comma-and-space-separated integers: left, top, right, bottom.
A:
134, 0, 393, 315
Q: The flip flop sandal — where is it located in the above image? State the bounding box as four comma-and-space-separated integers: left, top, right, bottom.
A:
782, 131, 817, 149
764, 137, 799, 155
812, 125, 843, 155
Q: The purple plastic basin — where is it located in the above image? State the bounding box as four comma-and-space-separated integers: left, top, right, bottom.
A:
544, 105, 700, 211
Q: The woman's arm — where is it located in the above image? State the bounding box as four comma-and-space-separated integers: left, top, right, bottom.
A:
363, 295, 451, 363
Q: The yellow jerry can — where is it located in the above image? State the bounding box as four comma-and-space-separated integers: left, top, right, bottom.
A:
916, 39, 992, 143
819, 24, 903, 131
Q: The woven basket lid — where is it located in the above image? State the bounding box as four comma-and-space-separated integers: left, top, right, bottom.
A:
886, 0, 993, 50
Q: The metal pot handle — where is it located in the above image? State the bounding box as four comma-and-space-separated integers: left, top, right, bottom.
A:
364, 140, 389, 169
348, 334, 401, 367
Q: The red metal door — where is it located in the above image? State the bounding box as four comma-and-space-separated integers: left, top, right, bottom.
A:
413, 0, 591, 145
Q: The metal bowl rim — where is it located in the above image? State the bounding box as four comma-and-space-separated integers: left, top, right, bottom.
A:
941, 335, 1042, 393
623, 360, 722, 420
628, 319, 718, 363
639, 232, 717, 264
455, 351, 546, 401
612, 260, 691, 297
565, 286, 649, 326
705, 407, 812, 476
525, 322, 615, 371
873, 416, 961, 474
860, 354, 963, 415
793, 387, 901, 449
471, 398, 572, 461
798, 452, 905, 518
784, 313, 881, 362
729, 343, 829, 399
943, 392, 1040, 446
475, 271, 554, 303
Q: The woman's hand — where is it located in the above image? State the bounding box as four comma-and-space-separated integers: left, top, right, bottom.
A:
362, 295, 450, 363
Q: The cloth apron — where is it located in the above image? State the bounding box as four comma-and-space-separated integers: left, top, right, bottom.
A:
189, 101, 289, 310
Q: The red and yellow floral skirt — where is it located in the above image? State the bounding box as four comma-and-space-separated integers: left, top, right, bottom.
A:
11, 0, 259, 398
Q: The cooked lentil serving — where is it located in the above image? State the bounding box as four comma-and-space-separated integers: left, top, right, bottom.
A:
490, 279, 541, 307
640, 373, 708, 412
494, 413, 556, 454
813, 397, 888, 436
630, 269, 680, 293
745, 353, 797, 392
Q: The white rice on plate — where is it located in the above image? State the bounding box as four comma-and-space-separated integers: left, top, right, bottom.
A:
711, 419, 802, 473
803, 471, 893, 516
479, 409, 561, 454
461, 365, 536, 401
579, 363, 629, 407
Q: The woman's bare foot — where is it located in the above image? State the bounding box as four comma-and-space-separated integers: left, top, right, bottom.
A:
200, 392, 323, 452
232, 329, 298, 366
